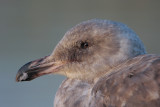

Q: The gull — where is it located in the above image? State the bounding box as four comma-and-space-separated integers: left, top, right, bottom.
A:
16, 19, 160, 107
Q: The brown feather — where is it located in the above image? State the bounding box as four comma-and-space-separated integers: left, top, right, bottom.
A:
91, 54, 160, 107
16, 19, 160, 107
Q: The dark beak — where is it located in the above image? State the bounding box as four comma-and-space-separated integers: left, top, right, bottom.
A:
16, 56, 65, 82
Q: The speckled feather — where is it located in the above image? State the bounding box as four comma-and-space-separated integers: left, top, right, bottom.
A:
16, 19, 160, 107
55, 54, 160, 107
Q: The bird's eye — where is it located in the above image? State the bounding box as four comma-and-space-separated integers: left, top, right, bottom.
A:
80, 42, 89, 49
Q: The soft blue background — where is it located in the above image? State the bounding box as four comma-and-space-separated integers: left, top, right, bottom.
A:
1, 0, 160, 107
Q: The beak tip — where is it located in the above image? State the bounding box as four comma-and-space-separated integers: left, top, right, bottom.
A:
16, 71, 28, 82
15, 78, 20, 82
15, 72, 21, 82
15, 55, 59, 82
15, 61, 33, 82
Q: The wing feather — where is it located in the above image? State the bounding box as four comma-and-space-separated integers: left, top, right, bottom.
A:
91, 54, 160, 107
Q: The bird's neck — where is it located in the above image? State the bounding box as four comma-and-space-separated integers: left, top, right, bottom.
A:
66, 70, 111, 84
66, 59, 131, 84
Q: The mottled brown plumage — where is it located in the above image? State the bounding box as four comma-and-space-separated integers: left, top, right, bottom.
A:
16, 19, 160, 107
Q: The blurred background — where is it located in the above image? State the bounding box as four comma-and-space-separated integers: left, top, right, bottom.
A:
1, 0, 160, 107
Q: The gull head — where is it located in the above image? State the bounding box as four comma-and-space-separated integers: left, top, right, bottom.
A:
16, 19, 146, 82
